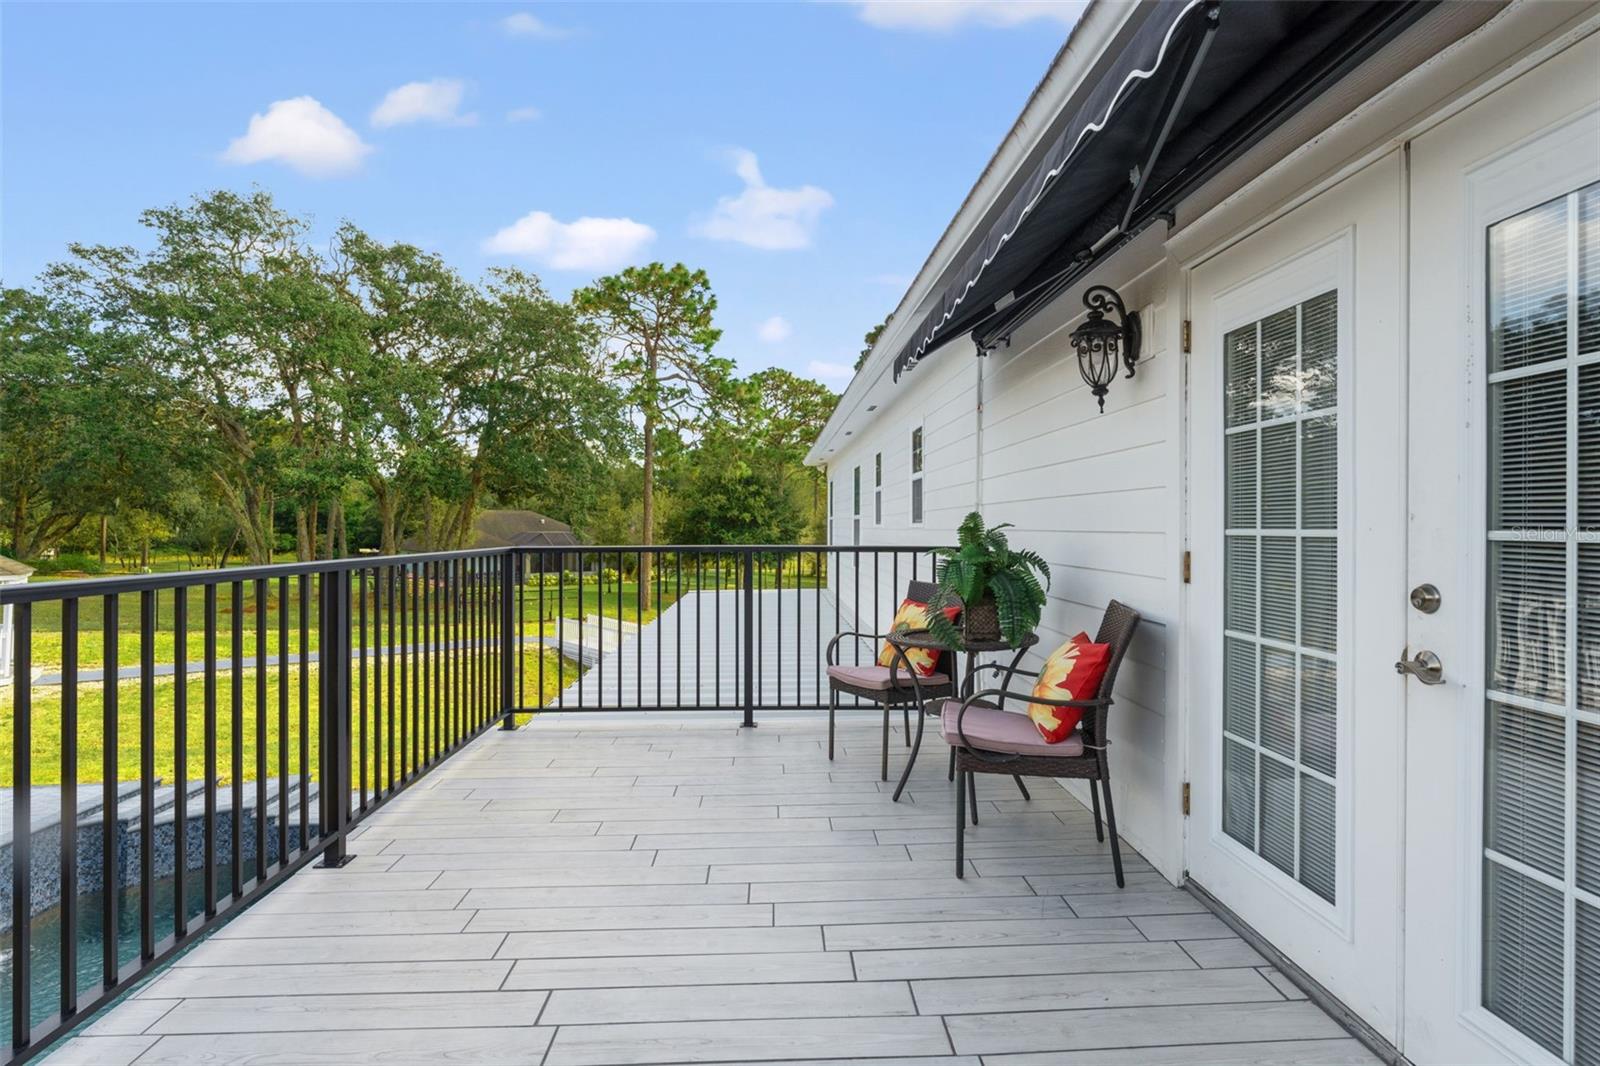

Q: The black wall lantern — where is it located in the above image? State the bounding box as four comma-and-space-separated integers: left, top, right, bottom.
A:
1069, 285, 1141, 412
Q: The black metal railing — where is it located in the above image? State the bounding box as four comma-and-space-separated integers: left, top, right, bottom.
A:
1, 542, 936, 1062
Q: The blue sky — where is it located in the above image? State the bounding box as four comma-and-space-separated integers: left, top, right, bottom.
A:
1, 2, 1079, 385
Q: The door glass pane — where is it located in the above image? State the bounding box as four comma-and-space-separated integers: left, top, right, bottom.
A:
1482, 184, 1598, 1062
1219, 291, 1340, 904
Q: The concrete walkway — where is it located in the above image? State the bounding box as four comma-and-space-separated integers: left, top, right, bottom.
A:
50, 714, 1374, 1065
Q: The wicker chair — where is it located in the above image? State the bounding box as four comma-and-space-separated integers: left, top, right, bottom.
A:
938, 599, 1142, 886
824, 579, 957, 781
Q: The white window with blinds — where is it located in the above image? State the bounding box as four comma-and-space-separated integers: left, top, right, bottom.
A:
1480, 181, 1599, 1064
910, 425, 924, 526
1220, 285, 1342, 907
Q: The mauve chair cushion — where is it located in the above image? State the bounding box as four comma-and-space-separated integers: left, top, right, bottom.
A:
938, 698, 1085, 757
826, 664, 949, 691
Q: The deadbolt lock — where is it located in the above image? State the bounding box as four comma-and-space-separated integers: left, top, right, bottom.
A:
1410, 583, 1441, 614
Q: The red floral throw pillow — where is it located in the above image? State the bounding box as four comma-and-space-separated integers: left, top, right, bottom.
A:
1027, 631, 1112, 743
877, 598, 960, 678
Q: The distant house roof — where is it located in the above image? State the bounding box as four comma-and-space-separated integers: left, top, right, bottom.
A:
0, 554, 35, 580
403, 510, 581, 552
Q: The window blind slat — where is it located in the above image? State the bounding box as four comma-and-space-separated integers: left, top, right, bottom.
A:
1490, 198, 1569, 373
1299, 773, 1336, 904
1491, 370, 1568, 530
1486, 702, 1567, 880
1258, 756, 1296, 877
1484, 861, 1566, 1059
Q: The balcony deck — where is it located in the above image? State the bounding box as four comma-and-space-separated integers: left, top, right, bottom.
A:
48, 714, 1374, 1066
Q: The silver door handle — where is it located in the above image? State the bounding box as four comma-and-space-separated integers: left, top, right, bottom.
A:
1395, 650, 1444, 685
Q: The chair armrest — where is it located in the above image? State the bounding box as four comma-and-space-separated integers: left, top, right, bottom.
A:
825, 630, 886, 666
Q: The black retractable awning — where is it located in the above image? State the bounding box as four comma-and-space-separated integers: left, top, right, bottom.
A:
892, 0, 1433, 380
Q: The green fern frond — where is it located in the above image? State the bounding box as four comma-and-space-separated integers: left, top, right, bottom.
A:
933, 512, 1050, 650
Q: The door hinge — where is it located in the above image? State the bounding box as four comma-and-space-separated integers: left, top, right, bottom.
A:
1181, 319, 1192, 353
1182, 550, 1191, 584
1182, 782, 1191, 816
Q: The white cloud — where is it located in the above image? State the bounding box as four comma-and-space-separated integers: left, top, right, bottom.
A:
501, 11, 570, 38
506, 106, 543, 123
851, 0, 1084, 32
371, 78, 476, 128
221, 96, 372, 178
692, 149, 833, 251
757, 315, 793, 344
807, 360, 855, 383
482, 210, 656, 271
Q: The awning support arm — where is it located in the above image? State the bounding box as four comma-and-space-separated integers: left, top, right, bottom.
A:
1120, 2, 1221, 232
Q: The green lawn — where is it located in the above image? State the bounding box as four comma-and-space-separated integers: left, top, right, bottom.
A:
0, 645, 571, 788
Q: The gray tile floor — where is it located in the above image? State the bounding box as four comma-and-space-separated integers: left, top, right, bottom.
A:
49, 714, 1376, 1065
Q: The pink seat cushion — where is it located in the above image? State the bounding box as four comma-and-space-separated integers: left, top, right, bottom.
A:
827, 664, 949, 691
939, 699, 1085, 757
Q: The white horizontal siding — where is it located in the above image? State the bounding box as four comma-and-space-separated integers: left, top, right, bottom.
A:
824, 252, 1186, 883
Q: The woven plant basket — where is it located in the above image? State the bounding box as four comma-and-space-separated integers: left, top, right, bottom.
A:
960, 596, 1002, 644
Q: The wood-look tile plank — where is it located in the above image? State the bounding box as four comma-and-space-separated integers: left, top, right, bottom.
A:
853, 940, 1195, 981
661, 844, 908, 866
146, 991, 549, 1034
497, 925, 818, 958
751, 876, 1034, 902
539, 980, 914, 1024
172, 932, 507, 967
466, 903, 771, 931
37, 1036, 157, 1065
1063, 889, 1207, 917
1132, 913, 1236, 940
1181, 937, 1270, 968
140, 960, 514, 999
981, 1038, 1378, 1065
504, 950, 854, 989
431, 866, 711, 889
390, 849, 657, 871
776, 895, 1073, 926
944, 1000, 1351, 1056
912, 967, 1284, 1016
824, 916, 1143, 951
543, 1016, 952, 1065
211, 909, 474, 938
463, 884, 748, 909
132, 1027, 554, 1065
242, 889, 467, 914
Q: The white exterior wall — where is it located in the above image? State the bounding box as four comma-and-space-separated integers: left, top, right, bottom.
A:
824, 238, 1186, 883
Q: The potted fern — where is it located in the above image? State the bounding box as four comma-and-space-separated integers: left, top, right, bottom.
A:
925, 512, 1050, 648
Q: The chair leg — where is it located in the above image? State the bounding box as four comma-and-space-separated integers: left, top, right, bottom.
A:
1089, 778, 1105, 842
881, 704, 890, 782
955, 767, 967, 878
903, 706, 911, 746
1012, 775, 1031, 801
1101, 777, 1125, 889
967, 768, 979, 826
891, 697, 928, 803
948, 746, 956, 782
827, 689, 836, 761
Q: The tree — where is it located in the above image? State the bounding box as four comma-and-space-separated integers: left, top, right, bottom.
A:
855, 317, 889, 372
576, 263, 730, 606
0, 286, 175, 558
55, 189, 353, 563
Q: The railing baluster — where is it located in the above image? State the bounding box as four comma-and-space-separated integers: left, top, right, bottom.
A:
172, 590, 187, 938
386, 566, 396, 794
277, 576, 289, 860
138, 589, 156, 960
229, 582, 243, 898
203, 585, 217, 915
298, 574, 310, 854
59, 599, 79, 1018
254, 579, 267, 883
101, 593, 119, 989
12, 603, 32, 1052
358, 569, 368, 807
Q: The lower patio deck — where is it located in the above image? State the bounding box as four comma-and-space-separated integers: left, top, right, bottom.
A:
49, 714, 1376, 1066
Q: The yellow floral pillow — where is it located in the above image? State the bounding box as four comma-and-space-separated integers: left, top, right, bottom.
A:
877, 598, 958, 678
1028, 632, 1112, 742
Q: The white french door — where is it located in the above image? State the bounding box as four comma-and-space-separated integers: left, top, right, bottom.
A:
1187, 152, 1408, 1041
1403, 30, 1600, 1066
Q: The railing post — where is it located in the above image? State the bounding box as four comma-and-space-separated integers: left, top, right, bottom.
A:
318, 569, 354, 867
741, 550, 756, 728
501, 550, 517, 729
